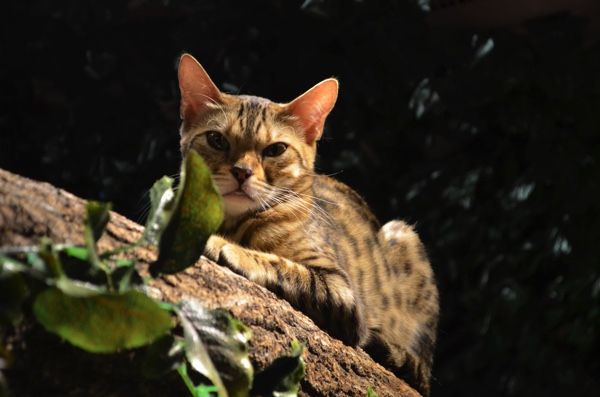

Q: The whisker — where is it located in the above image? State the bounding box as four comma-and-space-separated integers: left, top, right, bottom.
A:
189, 93, 230, 125
267, 184, 339, 207
264, 187, 337, 228
302, 170, 344, 178
136, 200, 152, 224
288, 190, 339, 206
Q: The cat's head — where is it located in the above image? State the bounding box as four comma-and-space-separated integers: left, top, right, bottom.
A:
177, 54, 338, 218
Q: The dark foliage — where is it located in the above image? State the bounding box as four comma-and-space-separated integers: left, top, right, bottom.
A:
1, 0, 598, 396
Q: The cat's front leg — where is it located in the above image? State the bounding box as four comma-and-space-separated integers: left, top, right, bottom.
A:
202, 234, 369, 346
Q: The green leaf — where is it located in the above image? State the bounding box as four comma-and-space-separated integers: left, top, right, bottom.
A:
180, 308, 228, 397
178, 363, 221, 397
142, 334, 186, 379
38, 239, 64, 278
115, 259, 135, 267
1, 252, 49, 282
26, 251, 47, 274
143, 176, 178, 246
54, 277, 107, 297
0, 254, 29, 275
0, 271, 27, 325
83, 202, 111, 269
111, 265, 143, 293
58, 248, 105, 286
193, 384, 221, 397
252, 340, 305, 397
33, 288, 173, 353
85, 201, 112, 242
150, 150, 223, 275
179, 301, 254, 397
62, 246, 89, 261
367, 386, 379, 397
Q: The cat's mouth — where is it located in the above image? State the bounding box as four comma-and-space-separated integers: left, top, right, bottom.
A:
223, 188, 252, 199
220, 187, 262, 217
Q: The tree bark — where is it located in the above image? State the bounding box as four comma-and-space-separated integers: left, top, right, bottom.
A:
0, 169, 419, 397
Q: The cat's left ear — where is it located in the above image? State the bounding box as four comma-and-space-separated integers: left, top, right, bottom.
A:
286, 78, 338, 144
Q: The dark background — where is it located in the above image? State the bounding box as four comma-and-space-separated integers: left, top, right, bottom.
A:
1, 0, 599, 396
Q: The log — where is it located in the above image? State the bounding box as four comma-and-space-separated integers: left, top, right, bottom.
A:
0, 169, 419, 397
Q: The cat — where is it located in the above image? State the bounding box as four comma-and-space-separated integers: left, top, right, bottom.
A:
177, 53, 439, 396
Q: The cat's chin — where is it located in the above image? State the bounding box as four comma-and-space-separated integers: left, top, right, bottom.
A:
222, 191, 260, 217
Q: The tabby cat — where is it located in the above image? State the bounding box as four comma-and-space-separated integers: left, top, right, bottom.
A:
177, 54, 439, 395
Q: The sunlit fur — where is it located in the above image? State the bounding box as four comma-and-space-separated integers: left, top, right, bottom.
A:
178, 54, 439, 396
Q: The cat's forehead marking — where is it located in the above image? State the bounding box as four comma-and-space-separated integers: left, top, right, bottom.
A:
235, 96, 271, 138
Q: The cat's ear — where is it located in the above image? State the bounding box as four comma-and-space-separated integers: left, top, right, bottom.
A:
286, 78, 338, 144
178, 54, 222, 122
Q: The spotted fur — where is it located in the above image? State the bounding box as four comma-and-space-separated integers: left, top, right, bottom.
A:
177, 54, 439, 395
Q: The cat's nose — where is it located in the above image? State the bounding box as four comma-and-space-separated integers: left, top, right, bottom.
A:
231, 166, 254, 184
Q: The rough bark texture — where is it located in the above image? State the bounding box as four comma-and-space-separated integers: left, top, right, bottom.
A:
0, 169, 419, 397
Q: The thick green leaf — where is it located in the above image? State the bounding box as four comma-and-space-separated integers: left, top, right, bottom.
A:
33, 288, 173, 353
142, 334, 186, 379
150, 150, 223, 275
0, 271, 27, 325
180, 301, 254, 397
85, 201, 112, 242
252, 340, 305, 397
367, 386, 379, 397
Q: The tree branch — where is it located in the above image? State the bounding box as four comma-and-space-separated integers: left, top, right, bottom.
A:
0, 169, 419, 397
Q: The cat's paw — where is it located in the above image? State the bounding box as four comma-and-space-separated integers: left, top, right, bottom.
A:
203, 235, 228, 263
203, 235, 247, 278
204, 235, 248, 278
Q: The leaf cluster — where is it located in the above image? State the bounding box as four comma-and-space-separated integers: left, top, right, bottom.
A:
0, 151, 304, 397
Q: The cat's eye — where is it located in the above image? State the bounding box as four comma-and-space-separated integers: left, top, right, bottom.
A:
206, 131, 230, 151
263, 143, 288, 157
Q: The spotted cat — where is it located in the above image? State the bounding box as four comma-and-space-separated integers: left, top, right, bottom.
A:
177, 54, 439, 395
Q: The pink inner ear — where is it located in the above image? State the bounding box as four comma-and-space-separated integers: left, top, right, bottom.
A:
287, 79, 338, 144
178, 54, 222, 122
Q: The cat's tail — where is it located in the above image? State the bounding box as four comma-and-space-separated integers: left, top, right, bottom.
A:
373, 220, 439, 396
